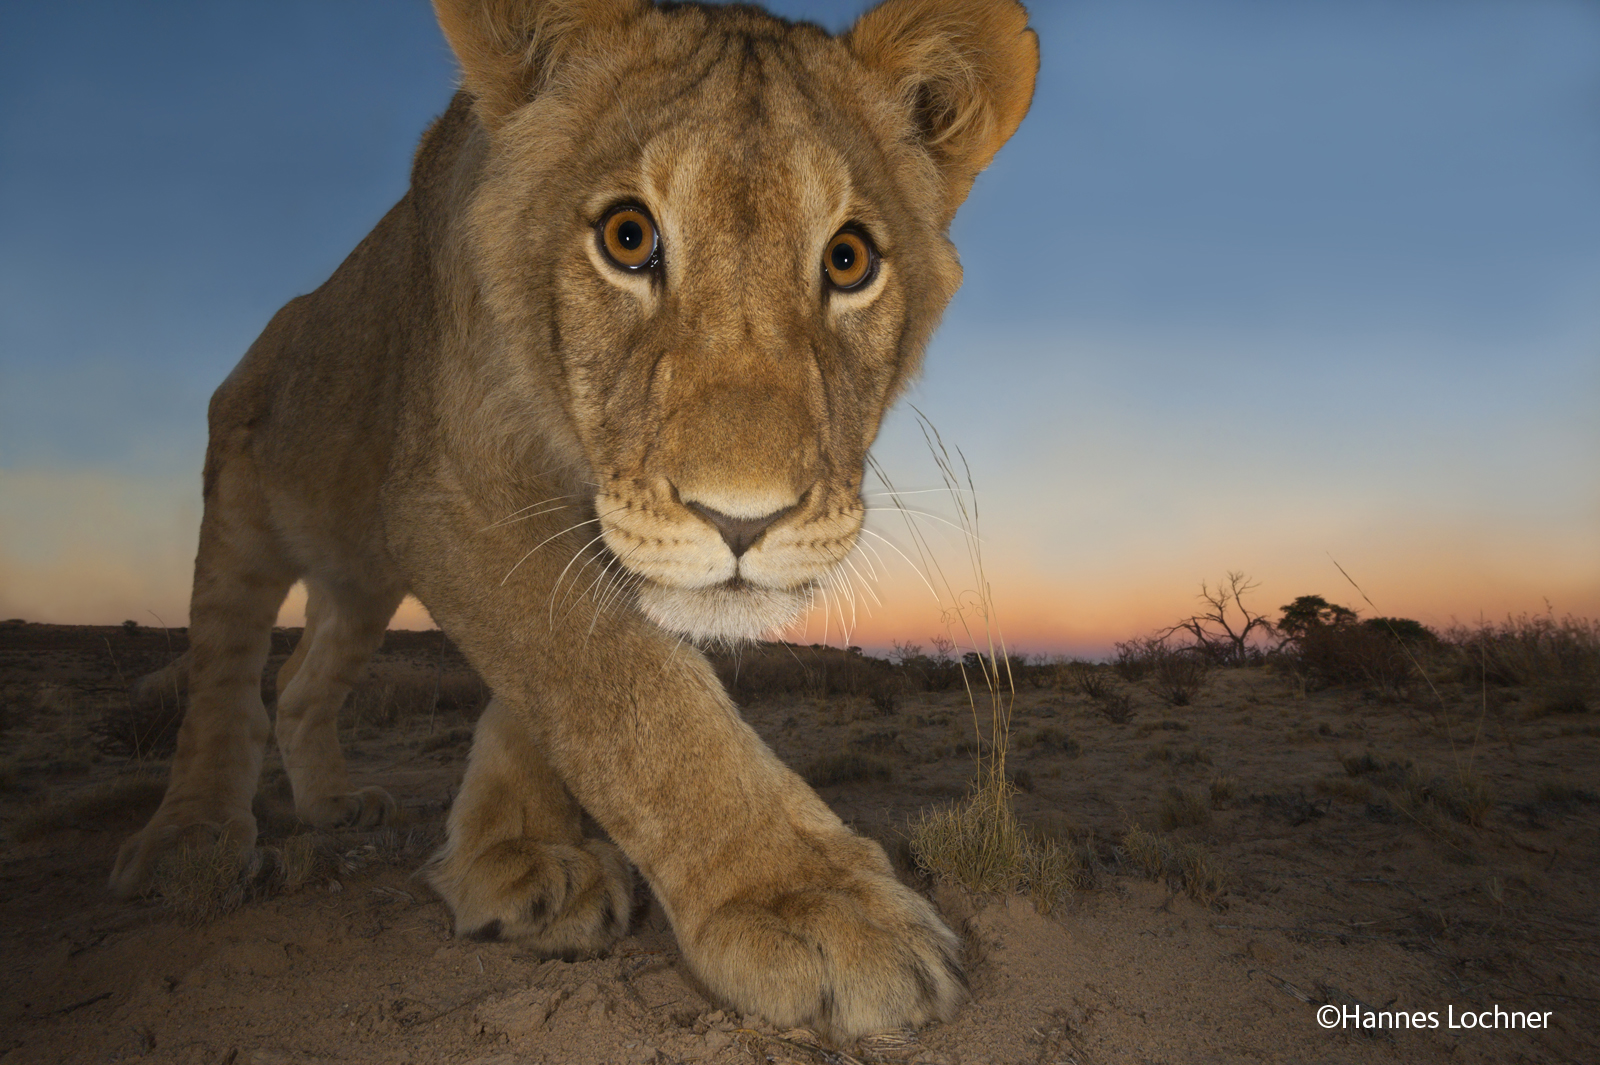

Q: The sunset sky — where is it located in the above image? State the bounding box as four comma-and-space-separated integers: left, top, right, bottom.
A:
2, 0, 1597, 657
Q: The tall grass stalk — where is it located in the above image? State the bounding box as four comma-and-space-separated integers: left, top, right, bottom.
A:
875, 412, 1082, 907
871, 411, 1013, 794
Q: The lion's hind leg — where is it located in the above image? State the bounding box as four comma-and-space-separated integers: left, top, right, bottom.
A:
273, 581, 402, 829
110, 455, 296, 899
425, 698, 633, 958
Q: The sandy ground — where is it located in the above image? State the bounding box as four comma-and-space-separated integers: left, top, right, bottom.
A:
1, 622, 1596, 1064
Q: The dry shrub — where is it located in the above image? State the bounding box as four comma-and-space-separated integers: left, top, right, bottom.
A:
804, 752, 892, 787
1064, 661, 1112, 700
1341, 753, 1494, 826
1449, 612, 1599, 690
1428, 768, 1494, 827
1111, 637, 1159, 681
1339, 751, 1386, 777
1095, 692, 1136, 724
1296, 624, 1415, 696
1150, 648, 1209, 706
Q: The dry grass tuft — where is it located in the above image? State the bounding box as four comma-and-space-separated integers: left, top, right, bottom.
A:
1119, 822, 1229, 906
1336, 750, 1491, 825
1158, 786, 1212, 830
1144, 742, 1212, 767
1208, 774, 1236, 808
1120, 823, 1168, 878
277, 833, 330, 893
908, 778, 1088, 914
152, 836, 247, 924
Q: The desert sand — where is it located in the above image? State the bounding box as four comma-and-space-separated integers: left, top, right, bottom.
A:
1, 621, 1594, 1064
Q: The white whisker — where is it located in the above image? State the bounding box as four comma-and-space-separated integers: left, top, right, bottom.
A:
866, 500, 981, 541
546, 532, 608, 624
856, 527, 941, 604
501, 517, 601, 586
480, 492, 579, 531
480, 501, 574, 532
842, 556, 883, 609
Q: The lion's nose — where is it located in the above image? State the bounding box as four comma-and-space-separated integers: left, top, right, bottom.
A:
685, 501, 795, 558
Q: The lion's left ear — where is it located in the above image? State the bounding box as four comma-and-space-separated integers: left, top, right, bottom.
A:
848, 0, 1039, 223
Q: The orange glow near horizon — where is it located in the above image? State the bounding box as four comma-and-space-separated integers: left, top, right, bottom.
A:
3, 470, 1594, 658
4, 562, 1593, 661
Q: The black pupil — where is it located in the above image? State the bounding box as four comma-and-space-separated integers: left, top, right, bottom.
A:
618, 219, 644, 251
831, 241, 856, 272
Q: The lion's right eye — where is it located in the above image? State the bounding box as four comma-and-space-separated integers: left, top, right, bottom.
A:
598, 206, 660, 271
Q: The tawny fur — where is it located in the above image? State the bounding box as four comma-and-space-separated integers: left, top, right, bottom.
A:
113, 0, 1036, 1044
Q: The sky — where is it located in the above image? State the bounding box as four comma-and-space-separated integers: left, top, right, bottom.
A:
1, 0, 1597, 657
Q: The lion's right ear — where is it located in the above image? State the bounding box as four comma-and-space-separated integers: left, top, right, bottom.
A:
432, 0, 643, 127
848, 0, 1039, 224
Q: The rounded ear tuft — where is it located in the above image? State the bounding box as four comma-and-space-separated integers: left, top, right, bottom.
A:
848, 0, 1039, 221
432, 0, 644, 127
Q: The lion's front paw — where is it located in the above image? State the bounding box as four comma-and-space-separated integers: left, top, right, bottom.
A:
299, 785, 397, 829
109, 802, 257, 900
685, 864, 965, 1044
426, 838, 634, 958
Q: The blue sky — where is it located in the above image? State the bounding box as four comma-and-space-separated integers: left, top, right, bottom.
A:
2, 0, 1596, 653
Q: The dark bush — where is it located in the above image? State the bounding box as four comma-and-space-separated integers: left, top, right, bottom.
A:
1296, 624, 1413, 696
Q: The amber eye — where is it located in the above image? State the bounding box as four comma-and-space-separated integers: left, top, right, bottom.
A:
823, 229, 876, 291
599, 206, 659, 271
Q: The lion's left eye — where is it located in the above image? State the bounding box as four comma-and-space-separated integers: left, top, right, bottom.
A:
823, 229, 876, 291
598, 206, 660, 271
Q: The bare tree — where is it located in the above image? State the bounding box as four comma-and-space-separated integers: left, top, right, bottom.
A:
1163, 571, 1275, 666
889, 640, 923, 667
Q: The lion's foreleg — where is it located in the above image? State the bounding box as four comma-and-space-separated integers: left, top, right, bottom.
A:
502, 640, 966, 1045
425, 697, 633, 957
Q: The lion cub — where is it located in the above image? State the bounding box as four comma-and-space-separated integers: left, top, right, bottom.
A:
114, 0, 1036, 1043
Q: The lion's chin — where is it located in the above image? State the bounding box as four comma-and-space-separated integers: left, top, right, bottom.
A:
635, 580, 810, 645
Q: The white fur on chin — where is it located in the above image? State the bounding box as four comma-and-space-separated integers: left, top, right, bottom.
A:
636, 580, 810, 644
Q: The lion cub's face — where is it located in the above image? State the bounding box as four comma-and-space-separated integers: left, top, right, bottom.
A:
452, 0, 1036, 641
